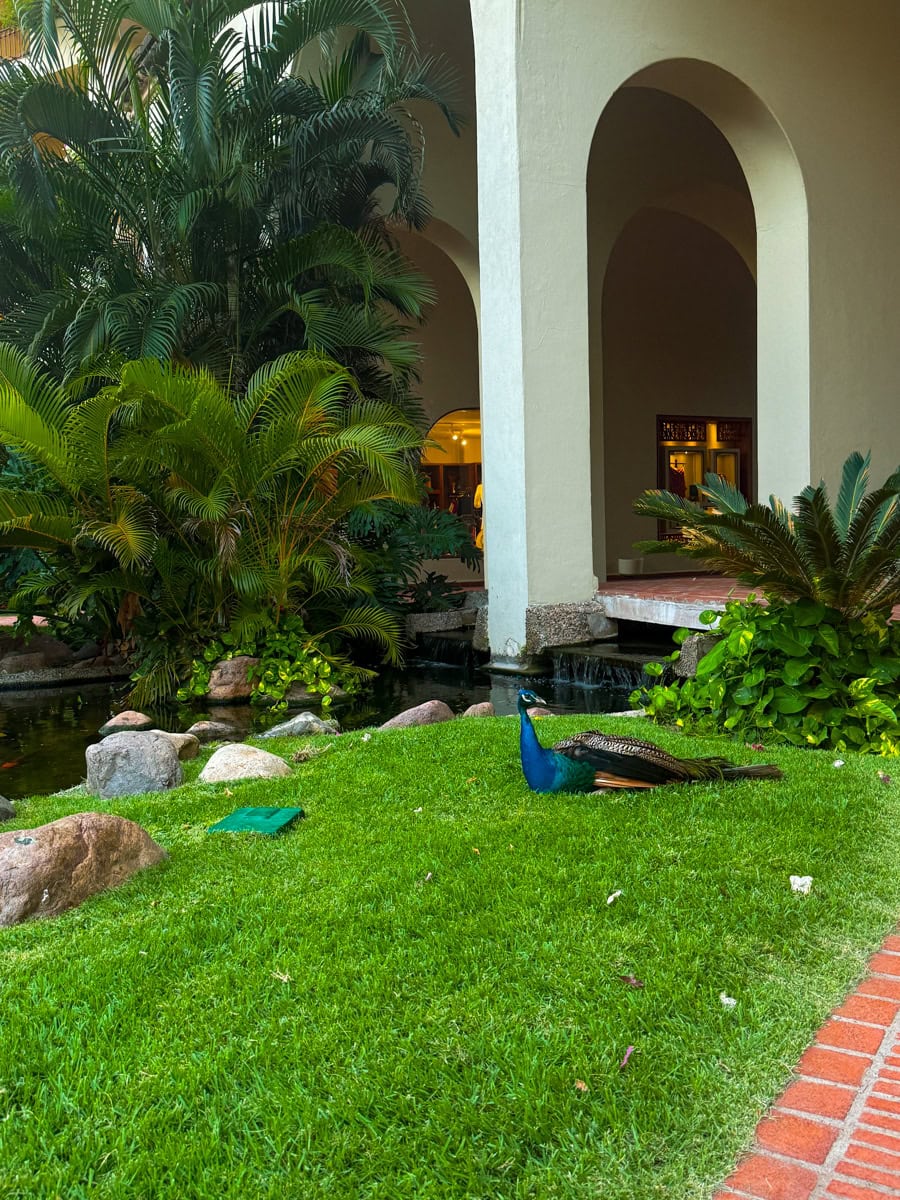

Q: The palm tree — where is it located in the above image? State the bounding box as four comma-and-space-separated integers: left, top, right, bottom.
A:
0, 0, 462, 382
633, 452, 900, 616
0, 342, 424, 698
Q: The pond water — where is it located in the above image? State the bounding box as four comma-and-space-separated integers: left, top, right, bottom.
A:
0, 663, 638, 801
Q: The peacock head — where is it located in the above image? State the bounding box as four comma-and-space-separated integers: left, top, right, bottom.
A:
518, 689, 547, 711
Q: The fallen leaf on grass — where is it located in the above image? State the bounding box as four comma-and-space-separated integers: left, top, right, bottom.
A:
833, 759, 845, 768
745, 743, 766, 752
413, 807, 423, 814
619, 1046, 635, 1071
416, 871, 434, 888
619, 974, 644, 988
719, 992, 737, 1009
223, 788, 233, 797
465, 776, 477, 784
790, 874, 813, 894
472, 847, 480, 856
574, 1079, 588, 1092
271, 971, 293, 984
362, 732, 372, 742
606, 890, 622, 905
878, 771, 892, 786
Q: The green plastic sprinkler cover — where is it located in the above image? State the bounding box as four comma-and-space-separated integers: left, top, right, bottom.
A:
207, 807, 304, 836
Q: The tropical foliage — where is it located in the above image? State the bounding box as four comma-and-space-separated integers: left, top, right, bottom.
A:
0, 0, 461, 383
634, 598, 900, 756
633, 452, 900, 617
0, 344, 424, 704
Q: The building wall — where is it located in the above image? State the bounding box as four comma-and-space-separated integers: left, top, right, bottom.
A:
509, 0, 900, 491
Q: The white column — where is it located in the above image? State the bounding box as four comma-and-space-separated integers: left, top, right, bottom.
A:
472, 0, 596, 663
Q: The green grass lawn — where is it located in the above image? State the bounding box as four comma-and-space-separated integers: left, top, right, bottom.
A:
2, 715, 900, 1200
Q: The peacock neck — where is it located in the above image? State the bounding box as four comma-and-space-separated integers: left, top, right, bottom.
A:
518, 701, 558, 793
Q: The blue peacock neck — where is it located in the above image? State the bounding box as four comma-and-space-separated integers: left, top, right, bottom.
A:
517, 694, 558, 793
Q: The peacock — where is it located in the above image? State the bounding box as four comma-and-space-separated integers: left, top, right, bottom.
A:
517, 690, 783, 793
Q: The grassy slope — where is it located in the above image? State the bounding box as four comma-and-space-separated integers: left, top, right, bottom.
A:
1, 716, 899, 1200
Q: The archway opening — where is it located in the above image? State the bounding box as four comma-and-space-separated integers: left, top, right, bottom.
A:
587, 61, 808, 581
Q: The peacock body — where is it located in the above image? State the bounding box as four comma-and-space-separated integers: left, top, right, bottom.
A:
517, 690, 783, 793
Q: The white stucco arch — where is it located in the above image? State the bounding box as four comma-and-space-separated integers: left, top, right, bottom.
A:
588, 61, 809, 541
623, 60, 809, 502
392, 226, 480, 431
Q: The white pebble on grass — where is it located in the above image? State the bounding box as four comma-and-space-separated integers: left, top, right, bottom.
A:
790, 875, 813, 894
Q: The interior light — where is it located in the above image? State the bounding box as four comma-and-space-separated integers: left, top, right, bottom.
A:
461, 439, 468, 446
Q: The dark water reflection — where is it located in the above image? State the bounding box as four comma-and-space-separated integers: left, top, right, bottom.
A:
0, 665, 635, 800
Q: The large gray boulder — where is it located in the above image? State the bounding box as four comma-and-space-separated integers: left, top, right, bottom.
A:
0, 795, 14, 823
207, 656, 258, 702
0, 812, 166, 926
260, 711, 339, 738
86, 731, 183, 799
462, 702, 494, 718
380, 700, 455, 730
98, 710, 154, 737
198, 743, 292, 783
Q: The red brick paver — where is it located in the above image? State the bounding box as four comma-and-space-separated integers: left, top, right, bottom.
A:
714, 939, 900, 1200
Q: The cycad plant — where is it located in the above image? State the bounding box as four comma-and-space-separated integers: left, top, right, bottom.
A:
633, 452, 900, 617
0, 343, 424, 702
0, 0, 461, 382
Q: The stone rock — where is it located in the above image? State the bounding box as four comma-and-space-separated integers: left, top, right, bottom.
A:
0, 812, 166, 927
275, 684, 346, 707
472, 607, 489, 654
405, 610, 476, 635
98, 709, 155, 737
72, 640, 103, 661
674, 633, 721, 679
149, 731, 200, 760
0, 633, 74, 673
461, 702, 494, 718
86, 732, 183, 799
198, 743, 292, 783
206, 656, 258, 703
462, 589, 488, 610
379, 700, 455, 730
260, 711, 340, 738
527, 706, 555, 720
185, 719, 241, 744
0, 795, 14, 822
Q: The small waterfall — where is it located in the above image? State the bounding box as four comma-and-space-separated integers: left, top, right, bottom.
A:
413, 630, 485, 671
550, 644, 663, 691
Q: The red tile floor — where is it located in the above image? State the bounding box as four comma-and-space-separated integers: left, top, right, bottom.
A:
715, 935, 900, 1199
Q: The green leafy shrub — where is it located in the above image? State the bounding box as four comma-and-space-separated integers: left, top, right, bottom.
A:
633, 597, 900, 756
0, 347, 424, 705
176, 617, 368, 712
633, 451, 900, 616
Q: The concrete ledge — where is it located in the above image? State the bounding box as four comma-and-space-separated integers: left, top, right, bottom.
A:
0, 662, 130, 690
595, 593, 723, 631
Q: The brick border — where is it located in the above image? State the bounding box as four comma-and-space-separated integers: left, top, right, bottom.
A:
714, 933, 900, 1200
